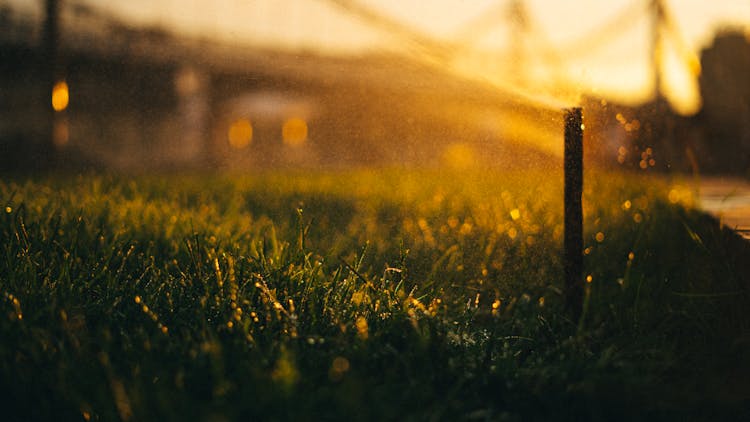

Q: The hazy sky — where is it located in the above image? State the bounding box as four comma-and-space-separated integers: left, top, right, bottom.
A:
8, 0, 750, 113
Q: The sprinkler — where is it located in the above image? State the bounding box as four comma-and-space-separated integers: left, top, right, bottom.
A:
564, 107, 583, 319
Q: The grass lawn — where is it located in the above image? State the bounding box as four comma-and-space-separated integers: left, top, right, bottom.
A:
1, 169, 749, 421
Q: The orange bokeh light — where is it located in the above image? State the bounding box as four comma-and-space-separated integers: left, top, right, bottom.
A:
228, 119, 253, 149
282, 117, 308, 146
52, 81, 69, 112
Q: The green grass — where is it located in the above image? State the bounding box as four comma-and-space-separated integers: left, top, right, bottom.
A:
1, 169, 749, 421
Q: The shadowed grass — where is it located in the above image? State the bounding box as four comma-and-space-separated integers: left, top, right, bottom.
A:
1, 169, 748, 421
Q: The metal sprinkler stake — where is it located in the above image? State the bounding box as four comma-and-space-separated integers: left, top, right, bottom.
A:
564, 107, 583, 319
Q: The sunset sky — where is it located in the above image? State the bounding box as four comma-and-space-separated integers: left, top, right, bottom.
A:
7, 0, 750, 114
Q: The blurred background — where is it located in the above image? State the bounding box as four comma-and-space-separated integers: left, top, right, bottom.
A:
1, 0, 749, 174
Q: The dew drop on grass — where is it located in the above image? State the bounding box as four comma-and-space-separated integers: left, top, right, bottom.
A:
508, 227, 518, 239
355, 316, 368, 340
329, 356, 350, 381
331, 356, 350, 373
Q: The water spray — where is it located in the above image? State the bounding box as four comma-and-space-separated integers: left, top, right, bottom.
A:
564, 107, 583, 319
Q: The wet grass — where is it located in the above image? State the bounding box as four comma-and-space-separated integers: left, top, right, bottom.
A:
1, 168, 749, 421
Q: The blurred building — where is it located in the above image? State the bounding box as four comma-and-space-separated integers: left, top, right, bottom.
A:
0, 3, 564, 173
581, 30, 750, 177
696, 30, 750, 175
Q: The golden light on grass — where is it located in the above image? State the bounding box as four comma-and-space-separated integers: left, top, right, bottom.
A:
5, 292, 22, 321
228, 119, 253, 149
355, 316, 368, 340
282, 117, 308, 146
668, 186, 694, 205
491, 299, 502, 316
52, 81, 69, 112
668, 188, 680, 204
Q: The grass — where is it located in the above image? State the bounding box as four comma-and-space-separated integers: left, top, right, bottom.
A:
1, 168, 749, 421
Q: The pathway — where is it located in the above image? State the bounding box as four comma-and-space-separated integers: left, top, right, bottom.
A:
699, 177, 750, 240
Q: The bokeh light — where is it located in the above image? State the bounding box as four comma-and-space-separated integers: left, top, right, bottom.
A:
282, 117, 308, 146
228, 119, 253, 149
51, 81, 69, 112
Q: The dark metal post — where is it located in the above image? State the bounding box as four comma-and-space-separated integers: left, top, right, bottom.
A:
42, 0, 60, 164
564, 107, 583, 319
